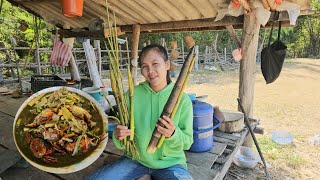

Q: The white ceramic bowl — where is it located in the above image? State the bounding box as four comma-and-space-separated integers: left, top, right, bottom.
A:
233, 146, 260, 169
13, 86, 108, 174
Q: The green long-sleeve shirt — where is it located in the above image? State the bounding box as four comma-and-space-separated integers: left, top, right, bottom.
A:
112, 81, 193, 169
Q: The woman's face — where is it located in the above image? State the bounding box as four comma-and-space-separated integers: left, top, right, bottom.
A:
141, 49, 170, 92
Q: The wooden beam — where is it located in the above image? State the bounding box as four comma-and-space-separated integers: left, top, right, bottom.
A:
0, 64, 51, 68
121, 16, 243, 33
57, 29, 105, 38
239, 12, 260, 148
56, 26, 124, 39
104, 27, 125, 38
125, 20, 292, 34
130, 24, 140, 86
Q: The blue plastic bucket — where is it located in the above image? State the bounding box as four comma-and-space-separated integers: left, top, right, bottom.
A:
189, 113, 221, 152
192, 100, 213, 131
82, 87, 103, 103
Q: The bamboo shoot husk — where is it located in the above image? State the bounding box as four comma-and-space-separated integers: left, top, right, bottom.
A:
157, 53, 196, 148
147, 46, 196, 154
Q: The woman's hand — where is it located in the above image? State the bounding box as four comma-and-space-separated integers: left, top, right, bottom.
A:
115, 125, 131, 141
156, 115, 176, 138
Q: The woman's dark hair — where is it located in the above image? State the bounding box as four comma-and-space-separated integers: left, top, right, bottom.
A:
138, 44, 171, 84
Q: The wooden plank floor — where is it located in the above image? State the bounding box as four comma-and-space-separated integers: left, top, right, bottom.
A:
0, 94, 249, 180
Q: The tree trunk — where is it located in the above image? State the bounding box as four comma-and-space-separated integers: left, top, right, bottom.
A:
239, 12, 260, 147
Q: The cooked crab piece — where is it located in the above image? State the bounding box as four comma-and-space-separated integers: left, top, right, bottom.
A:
68, 106, 91, 120
30, 138, 46, 158
80, 136, 90, 152
25, 132, 32, 144
26, 109, 54, 127
65, 142, 76, 154
45, 144, 54, 155
43, 155, 58, 163
43, 128, 60, 141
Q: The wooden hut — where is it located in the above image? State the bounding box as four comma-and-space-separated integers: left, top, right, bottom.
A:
1, 0, 314, 179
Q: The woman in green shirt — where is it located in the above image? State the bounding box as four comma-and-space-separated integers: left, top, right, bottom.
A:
86, 45, 194, 180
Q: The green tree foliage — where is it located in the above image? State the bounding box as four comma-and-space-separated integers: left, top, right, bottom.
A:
0, 0, 53, 61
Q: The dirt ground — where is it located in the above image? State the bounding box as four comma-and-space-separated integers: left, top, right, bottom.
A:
184, 58, 320, 180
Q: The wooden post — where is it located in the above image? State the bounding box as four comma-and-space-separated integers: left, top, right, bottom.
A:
194, 45, 199, 70
94, 40, 102, 76
119, 44, 123, 69
205, 46, 208, 64
224, 47, 227, 62
35, 33, 41, 75
125, 37, 130, 64
239, 12, 260, 147
181, 39, 184, 63
0, 67, 3, 83
130, 24, 140, 85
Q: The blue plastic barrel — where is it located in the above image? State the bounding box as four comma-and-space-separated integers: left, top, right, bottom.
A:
189, 100, 221, 152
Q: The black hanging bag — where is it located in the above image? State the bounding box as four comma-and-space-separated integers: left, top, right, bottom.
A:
261, 19, 287, 84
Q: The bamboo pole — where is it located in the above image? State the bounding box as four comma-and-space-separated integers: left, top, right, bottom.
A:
147, 46, 196, 154
130, 24, 140, 86
125, 37, 130, 65
157, 52, 196, 148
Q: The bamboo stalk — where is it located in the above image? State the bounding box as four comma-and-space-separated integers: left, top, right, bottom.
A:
147, 46, 196, 154
157, 53, 196, 148
104, 0, 138, 159
128, 65, 135, 141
